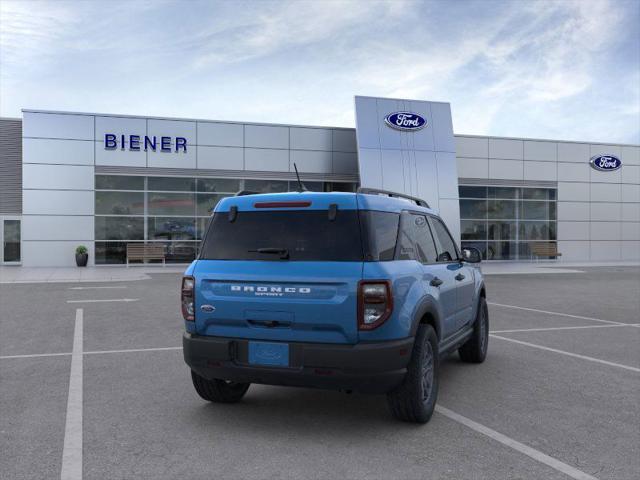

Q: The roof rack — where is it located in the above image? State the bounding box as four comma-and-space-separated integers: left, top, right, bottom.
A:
357, 187, 430, 208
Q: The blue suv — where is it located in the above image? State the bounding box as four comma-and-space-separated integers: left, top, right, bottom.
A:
182, 188, 488, 423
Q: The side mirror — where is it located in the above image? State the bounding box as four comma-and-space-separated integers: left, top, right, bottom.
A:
462, 247, 482, 263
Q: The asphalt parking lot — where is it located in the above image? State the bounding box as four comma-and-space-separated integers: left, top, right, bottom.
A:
1, 266, 639, 480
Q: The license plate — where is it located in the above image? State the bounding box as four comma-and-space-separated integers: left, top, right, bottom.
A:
248, 341, 289, 367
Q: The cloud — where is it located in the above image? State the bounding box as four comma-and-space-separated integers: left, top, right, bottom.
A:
0, 0, 638, 143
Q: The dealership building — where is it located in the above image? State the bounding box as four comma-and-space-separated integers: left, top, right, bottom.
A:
0, 95, 638, 267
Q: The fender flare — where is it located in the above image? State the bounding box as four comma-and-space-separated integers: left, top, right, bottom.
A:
410, 296, 443, 340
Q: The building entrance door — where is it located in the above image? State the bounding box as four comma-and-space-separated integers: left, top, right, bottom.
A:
1, 217, 21, 264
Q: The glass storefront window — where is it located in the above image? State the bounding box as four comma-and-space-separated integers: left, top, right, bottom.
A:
147, 176, 195, 192
95, 241, 130, 264
95, 217, 144, 240
95, 191, 144, 215
488, 187, 516, 199
522, 188, 555, 200
460, 200, 487, 219
147, 192, 195, 216
488, 199, 516, 219
460, 220, 486, 240
244, 179, 288, 193
197, 193, 225, 216
95, 175, 144, 190
459, 185, 557, 260
147, 217, 196, 241
487, 241, 517, 260
94, 175, 358, 264
521, 201, 555, 220
196, 178, 240, 193
196, 217, 211, 240
487, 221, 516, 240
459, 186, 487, 198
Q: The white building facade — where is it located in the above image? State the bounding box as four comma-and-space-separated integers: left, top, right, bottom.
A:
0, 96, 637, 267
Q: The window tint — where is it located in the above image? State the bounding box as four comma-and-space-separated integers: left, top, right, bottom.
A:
395, 212, 437, 263
412, 215, 438, 263
429, 217, 458, 262
200, 210, 363, 261
396, 213, 418, 261
360, 211, 399, 261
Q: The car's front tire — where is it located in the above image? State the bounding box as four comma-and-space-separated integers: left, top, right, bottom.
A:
386, 324, 439, 424
191, 371, 250, 403
459, 296, 489, 363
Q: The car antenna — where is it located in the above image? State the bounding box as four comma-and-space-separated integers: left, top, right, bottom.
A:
293, 163, 308, 192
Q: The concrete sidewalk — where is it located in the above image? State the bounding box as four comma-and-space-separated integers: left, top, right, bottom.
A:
1, 261, 638, 284
0, 265, 186, 284
480, 260, 640, 275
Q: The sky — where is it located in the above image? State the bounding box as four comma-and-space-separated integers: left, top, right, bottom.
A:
1, 0, 639, 143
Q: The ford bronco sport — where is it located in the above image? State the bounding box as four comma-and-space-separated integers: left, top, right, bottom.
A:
182, 188, 487, 423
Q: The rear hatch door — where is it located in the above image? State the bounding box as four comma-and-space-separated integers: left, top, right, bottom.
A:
194, 193, 363, 344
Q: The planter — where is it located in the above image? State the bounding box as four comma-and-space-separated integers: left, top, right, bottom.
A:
75, 253, 88, 267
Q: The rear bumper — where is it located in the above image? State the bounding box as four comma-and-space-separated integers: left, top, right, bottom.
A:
183, 333, 414, 394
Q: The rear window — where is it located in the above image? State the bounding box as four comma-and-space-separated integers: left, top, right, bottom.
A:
200, 210, 363, 261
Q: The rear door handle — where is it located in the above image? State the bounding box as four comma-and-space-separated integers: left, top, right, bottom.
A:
455, 273, 465, 281
430, 277, 443, 287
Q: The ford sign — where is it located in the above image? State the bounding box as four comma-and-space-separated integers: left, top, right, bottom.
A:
384, 112, 427, 131
590, 155, 622, 172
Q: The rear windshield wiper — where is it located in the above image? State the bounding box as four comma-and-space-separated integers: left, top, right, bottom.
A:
248, 247, 290, 260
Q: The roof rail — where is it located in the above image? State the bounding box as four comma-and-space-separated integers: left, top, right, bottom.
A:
235, 190, 260, 196
357, 187, 430, 208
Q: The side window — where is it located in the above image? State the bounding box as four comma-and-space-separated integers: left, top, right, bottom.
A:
395, 212, 438, 263
429, 217, 458, 262
360, 211, 400, 261
413, 215, 438, 263
396, 212, 418, 260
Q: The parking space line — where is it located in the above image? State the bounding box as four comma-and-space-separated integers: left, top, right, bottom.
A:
1, 346, 182, 360
60, 308, 83, 480
66, 298, 139, 303
491, 323, 640, 334
488, 302, 625, 325
0, 351, 72, 360
435, 405, 598, 480
83, 346, 182, 355
68, 286, 127, 290
490, 334, 640, 373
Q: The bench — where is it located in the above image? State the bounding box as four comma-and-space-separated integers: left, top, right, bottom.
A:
530, 242, 562, 261
126, 244, 166, 266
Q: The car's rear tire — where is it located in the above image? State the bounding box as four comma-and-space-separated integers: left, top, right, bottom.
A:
191, 371, 250, 403
459, 296, 489, 363
387, 324, 439, 424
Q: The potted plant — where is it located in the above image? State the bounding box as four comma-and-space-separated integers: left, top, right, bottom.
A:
75, 245, 88, 267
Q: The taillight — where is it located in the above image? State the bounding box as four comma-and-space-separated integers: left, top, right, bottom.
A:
358, 280, 393, 330
181, 276, 195, 321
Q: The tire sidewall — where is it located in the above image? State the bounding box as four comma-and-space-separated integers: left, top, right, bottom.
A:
421, 326, 439, 415
476, 297, 489, 359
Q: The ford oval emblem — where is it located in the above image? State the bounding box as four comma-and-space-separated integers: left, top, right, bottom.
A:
590, 155, 622, 172
384, 112, 427, 131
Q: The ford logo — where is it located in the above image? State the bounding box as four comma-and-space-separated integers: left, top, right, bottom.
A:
590, 155, 622, 172
384, 112, 427, 131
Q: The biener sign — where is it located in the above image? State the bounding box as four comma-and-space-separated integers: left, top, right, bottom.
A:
104, 134, 188, 152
